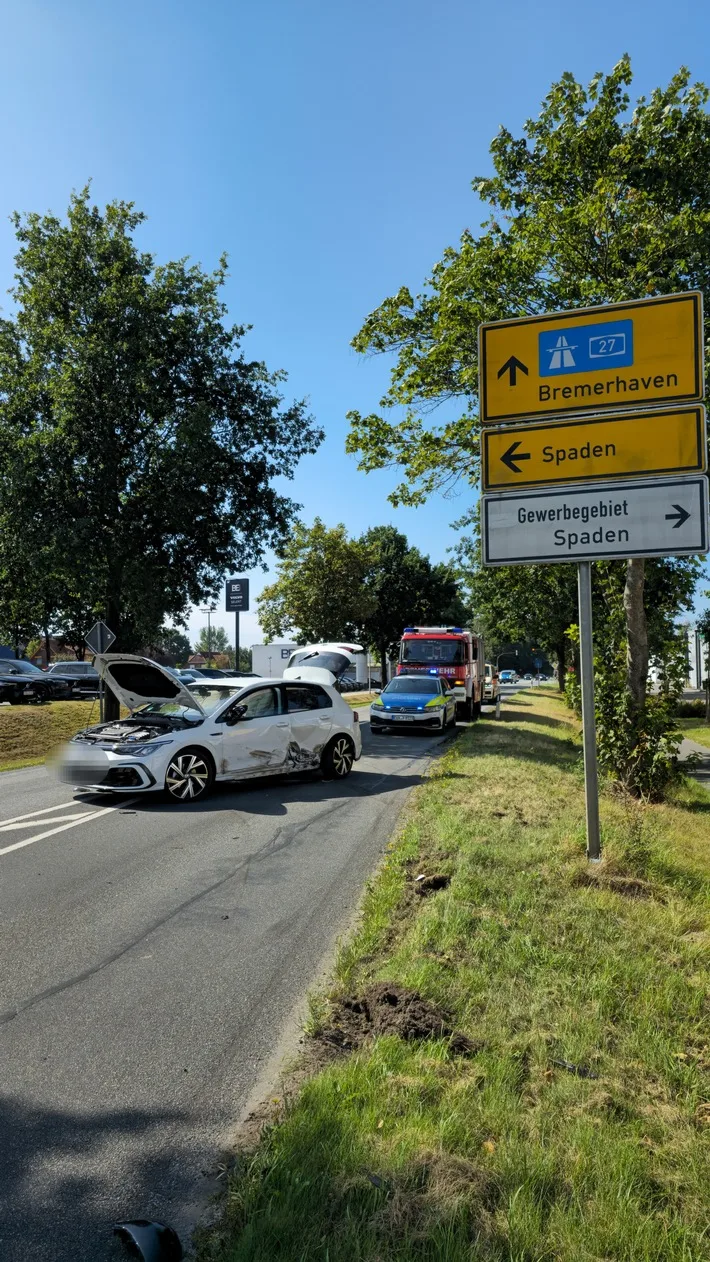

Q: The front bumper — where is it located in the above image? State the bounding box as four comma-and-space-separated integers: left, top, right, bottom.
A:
57, 745, 157, 791
370, 708, 446, 729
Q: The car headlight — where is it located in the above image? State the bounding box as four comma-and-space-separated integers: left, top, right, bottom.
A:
371, 701, 384, 710
114, 741, 174, 757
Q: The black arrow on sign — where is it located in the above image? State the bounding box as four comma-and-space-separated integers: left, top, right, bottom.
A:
497, 356, 529, 386
500, 441, 531, 474
665, 504, 691, 529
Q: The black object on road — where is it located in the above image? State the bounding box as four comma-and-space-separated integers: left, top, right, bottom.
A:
113, 1219, 183, 1261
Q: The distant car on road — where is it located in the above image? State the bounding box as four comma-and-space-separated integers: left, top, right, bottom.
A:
523, 673, 533, 681
45, 660, 100, 697
498, 669, 515, 684
57, 655, 362, 802
0, 658, 67, 704
370, 674, 456, 734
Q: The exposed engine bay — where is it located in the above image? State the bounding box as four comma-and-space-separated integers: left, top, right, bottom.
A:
74, 714, 202, 744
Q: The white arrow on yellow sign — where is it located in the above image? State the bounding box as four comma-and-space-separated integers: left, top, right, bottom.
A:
482, 405, 707, 492
479, 292, 704, 425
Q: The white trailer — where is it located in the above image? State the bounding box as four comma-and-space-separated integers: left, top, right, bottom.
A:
250, 643, 298, 679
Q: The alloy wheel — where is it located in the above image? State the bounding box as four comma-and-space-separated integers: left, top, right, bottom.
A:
331, 738, 354, 777
165, 752, 211, 800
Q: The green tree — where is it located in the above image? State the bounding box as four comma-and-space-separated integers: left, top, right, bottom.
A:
257, 519, 374, 643
359, 525, 468, 683
347, 60, 709, 793
0, 189, 322, 715
235, 647, 252, 672
194, 625, 231, 659
144, 626, 193, 665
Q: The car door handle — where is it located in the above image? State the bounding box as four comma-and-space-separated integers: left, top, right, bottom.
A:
276, 721, 289, 727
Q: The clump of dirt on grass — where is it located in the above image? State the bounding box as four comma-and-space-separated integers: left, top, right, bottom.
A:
572, 869, 655, 899
316, 982, 476, 1057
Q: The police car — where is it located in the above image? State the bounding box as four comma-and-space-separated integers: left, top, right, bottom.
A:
370, 674, 456, 733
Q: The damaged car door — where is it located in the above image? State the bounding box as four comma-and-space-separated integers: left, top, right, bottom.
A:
220, 685, 289, 776
282, 683, 334, 767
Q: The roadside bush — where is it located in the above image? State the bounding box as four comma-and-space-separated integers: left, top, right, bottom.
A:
674, 699, 705, 719
564, 609, 686, 802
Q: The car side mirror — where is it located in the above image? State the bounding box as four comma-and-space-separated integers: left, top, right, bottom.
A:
225, 704, 247, 726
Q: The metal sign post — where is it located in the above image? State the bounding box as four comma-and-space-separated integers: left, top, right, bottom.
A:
577, 563, 601, 861
225, 578, 249, 672
85, 621, 116, 723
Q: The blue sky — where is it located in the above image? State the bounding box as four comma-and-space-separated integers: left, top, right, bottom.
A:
1, 0, 708, 648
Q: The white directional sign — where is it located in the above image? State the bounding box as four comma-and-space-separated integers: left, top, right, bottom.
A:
482, 476, 709, 567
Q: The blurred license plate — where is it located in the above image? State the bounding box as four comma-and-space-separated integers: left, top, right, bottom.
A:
391, 714, 414, 721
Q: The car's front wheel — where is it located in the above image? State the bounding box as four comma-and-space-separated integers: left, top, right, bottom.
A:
164, 748, 214, 803
321, 735, 355, 779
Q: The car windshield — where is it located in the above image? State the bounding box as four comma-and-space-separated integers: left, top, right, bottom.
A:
287, 650, 351, 676
384, 677, 440, 695
136, 685, 243, 717
400, 639, 465, 665
1, 659, 43, 675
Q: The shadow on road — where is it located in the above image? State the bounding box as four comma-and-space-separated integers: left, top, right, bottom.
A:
0, 1094, 193, 1262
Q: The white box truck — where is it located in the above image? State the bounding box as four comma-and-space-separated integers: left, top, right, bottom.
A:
250, 643, 299, 679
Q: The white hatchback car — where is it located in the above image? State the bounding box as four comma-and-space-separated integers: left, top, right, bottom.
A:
56, 655, 362, 802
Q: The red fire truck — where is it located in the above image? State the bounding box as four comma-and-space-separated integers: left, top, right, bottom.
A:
397, 626, 485, 720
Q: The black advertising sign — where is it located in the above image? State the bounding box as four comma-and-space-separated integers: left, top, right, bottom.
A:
225, 578, 250, 612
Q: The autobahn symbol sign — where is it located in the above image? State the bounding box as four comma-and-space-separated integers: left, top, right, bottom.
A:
479, 292, 704, 424
481, 476, 709, 567
481, 405, 707, 492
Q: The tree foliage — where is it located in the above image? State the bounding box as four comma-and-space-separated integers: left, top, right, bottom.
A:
347, 58, 710, 504
257, 519, 467, 676
194, 625, 231, 656
257, 520, 374, 644
0, 189, 322, 668
359, 525, 468, 677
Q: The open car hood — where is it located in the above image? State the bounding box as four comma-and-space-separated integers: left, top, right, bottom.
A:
93, 654, 205, 715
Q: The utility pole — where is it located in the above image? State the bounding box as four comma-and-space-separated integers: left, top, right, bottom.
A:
200, 605, 216, 664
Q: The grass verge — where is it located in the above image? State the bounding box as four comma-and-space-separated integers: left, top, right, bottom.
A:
197, 690, 710, 1262
0, 699, 104, 770
675, 716, 710, 749
344, 692, 378, 708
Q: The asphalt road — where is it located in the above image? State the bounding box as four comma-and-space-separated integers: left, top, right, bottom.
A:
0, 710, 457, 1262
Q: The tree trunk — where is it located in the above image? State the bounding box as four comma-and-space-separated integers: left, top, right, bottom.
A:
556, 640, 566, 692
623, 558, 648, 714
379, 642, 388, 687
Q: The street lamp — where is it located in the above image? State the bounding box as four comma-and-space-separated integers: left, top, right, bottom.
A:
496, 649, 518, 672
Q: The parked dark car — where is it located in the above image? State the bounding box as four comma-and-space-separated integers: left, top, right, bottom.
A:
0, 659, 69, 704
45, 660, 101, 698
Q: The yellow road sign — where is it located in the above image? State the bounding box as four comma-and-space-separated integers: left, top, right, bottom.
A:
479, 292, 703, 424
482, 405, 707, 492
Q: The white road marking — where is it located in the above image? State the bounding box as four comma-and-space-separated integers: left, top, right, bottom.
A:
0, 801, 84, 828
0, 799, 139, 858
0, 814, 101, 832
